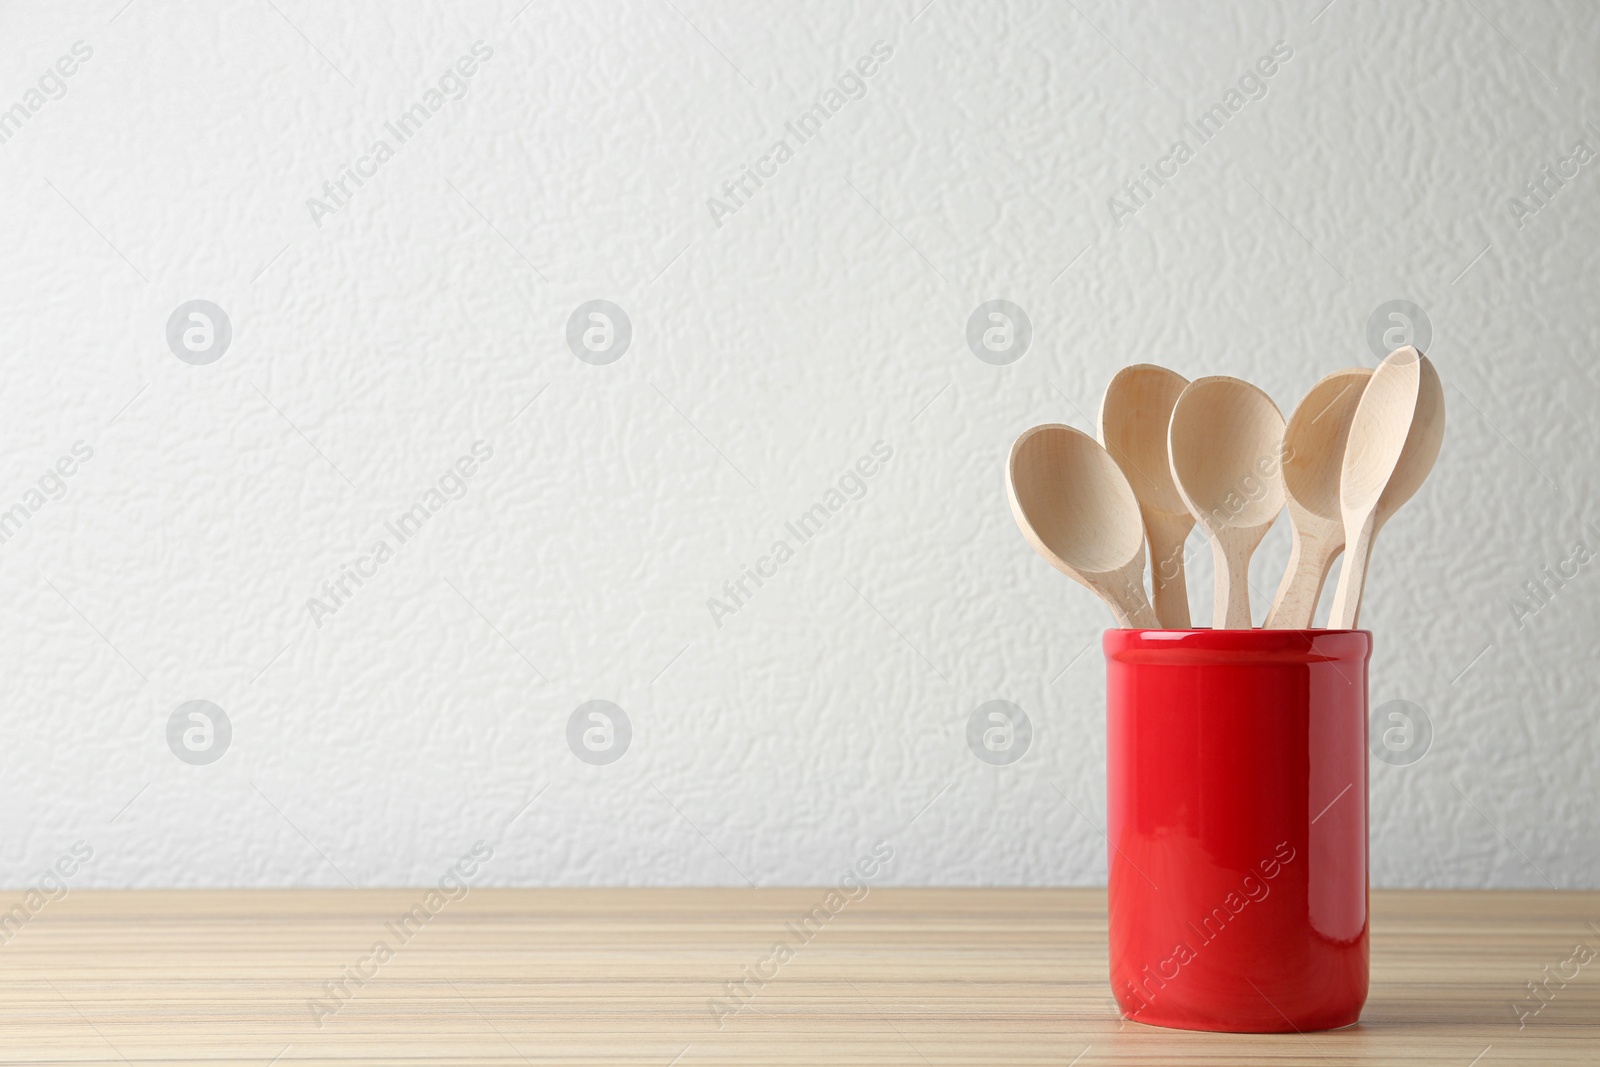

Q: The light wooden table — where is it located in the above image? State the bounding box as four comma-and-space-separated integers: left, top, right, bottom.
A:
0, 889, 1594, 1065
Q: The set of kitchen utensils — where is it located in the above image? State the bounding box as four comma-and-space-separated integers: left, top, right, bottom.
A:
1007, 346, 1445, 630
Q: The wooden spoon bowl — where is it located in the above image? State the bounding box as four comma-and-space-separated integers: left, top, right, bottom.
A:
1007, 424, 1158, 629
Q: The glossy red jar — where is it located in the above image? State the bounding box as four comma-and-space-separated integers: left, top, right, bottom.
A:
1103, 628, 1371, 1032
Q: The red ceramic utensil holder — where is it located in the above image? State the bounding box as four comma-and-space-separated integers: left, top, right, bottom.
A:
1103, 628, 1372, 1032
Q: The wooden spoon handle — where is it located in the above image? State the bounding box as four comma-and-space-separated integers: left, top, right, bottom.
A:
1103, 597, 1138, 629
1329, 514, 1378, 629
1211, 539, 1255, 629
1144, 513, 1193, 629
1102, 564, 1160, 629
1265, 530, 1340, 629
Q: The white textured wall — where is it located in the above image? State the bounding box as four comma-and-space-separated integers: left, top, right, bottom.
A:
2, 0, 1597, 890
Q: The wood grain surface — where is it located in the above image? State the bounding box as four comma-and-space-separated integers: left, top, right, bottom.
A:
0, 888, 1594, 1065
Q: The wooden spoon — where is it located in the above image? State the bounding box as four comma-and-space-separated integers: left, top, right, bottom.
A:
1168, 377, 1286, 629
1328, 347, 1445, 629
1263, 367, 1373, 628
1098, 364, 1194, 628
1007, 424, 1159, 628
